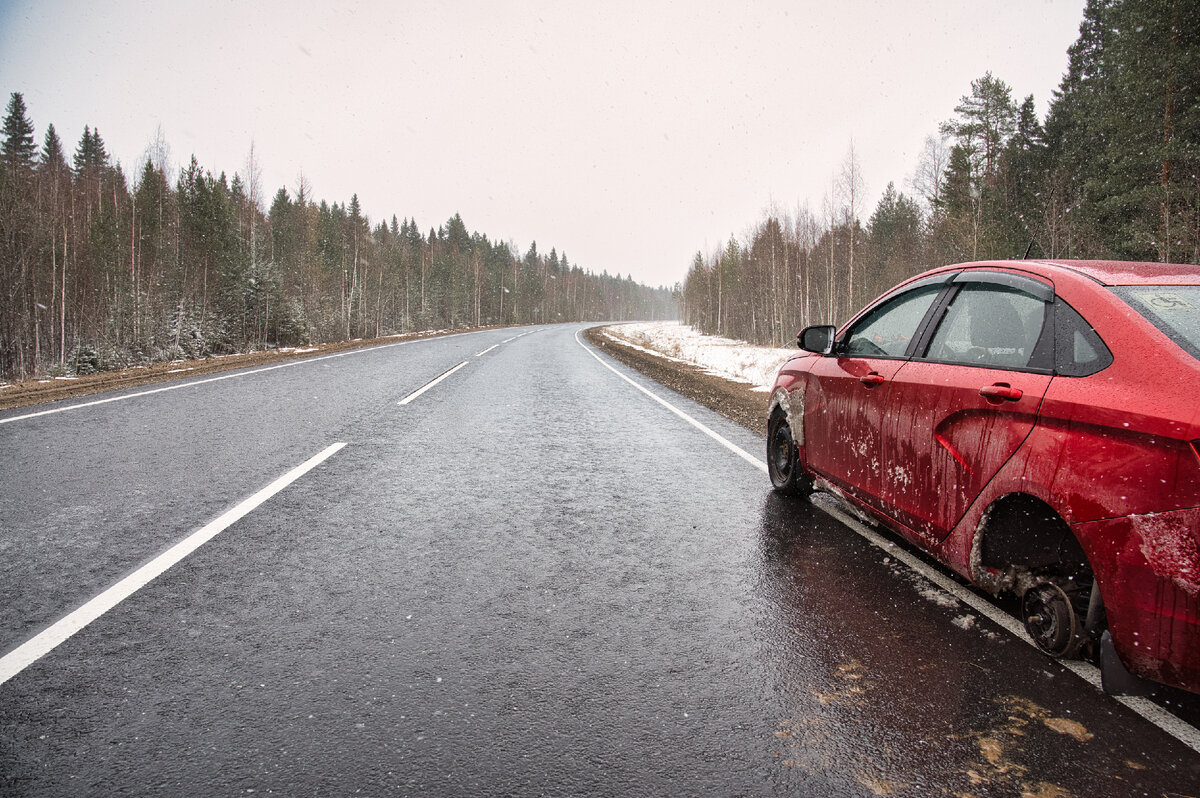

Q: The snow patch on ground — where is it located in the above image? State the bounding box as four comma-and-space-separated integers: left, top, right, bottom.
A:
917, 584, 961, 609
604, 321, 794, 391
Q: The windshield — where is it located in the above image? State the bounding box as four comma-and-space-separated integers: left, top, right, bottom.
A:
1112, 286, 1200, 361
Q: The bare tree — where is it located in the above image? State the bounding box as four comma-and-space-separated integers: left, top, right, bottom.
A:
910, 133, 950, 215
840, 141, 865, 309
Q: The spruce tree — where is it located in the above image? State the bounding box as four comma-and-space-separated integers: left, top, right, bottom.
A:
2, 92, 37, 182
40, 123, 66, 174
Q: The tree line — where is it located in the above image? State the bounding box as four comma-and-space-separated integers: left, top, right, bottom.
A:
684, 0, 1200, 346
0, 106, 675, 381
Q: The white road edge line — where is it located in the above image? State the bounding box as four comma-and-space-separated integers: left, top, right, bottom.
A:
0, 442, 347, 687
398, 361, 469, 406
814, 496, 1200, 754
576, 327, 1200, 755
574, 330, 766, 472
0, 332, 479, 426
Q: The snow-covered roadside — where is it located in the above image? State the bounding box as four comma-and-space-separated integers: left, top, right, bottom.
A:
602, 321, 795, 392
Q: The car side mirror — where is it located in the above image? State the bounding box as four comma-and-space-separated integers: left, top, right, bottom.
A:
798, 325, 836, 355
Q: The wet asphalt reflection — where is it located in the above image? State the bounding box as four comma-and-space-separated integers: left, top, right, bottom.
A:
0, 324, 1198, 795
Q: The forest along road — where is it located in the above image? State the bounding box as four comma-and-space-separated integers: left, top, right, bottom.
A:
1, 323, 1197, 796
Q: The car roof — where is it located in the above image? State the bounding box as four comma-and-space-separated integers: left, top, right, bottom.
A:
957, 259, 1200, 287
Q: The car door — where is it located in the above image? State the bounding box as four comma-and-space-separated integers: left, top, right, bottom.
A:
803, 283, 945, 511
880, 274, 1054, 545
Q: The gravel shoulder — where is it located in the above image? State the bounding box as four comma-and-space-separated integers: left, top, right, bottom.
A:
582, 325, 769, 434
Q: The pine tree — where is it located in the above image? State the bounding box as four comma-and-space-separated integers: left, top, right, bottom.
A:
997, 95, 1048, 256
940, 73, 1018, 184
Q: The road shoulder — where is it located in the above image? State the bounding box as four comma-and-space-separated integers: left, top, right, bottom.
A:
581, 324, 768, 434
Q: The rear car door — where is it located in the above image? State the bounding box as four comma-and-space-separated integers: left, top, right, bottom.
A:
880, 273, 1054, 545
804, 283, 944, 511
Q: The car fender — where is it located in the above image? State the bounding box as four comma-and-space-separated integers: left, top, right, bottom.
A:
1072, 509, 1200, 693
935, 422, 1073, 588
767, 385, 804, 446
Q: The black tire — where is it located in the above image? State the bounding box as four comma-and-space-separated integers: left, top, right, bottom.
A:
767, 409, 811, 495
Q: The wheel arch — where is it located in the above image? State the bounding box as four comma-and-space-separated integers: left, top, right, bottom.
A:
970, 492, 1093, 596
767, 386, 804, 446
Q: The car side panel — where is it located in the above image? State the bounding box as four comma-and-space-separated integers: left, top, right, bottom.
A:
803, 355, 904, 511
882, 361, 1051, 546
936, 366, 1200, 691
933, 422, 1070, 584
1038, 381, 1200, 523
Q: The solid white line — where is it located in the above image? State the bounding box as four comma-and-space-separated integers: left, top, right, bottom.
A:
476, 344, 499, 357
0, 442, 347, 687
0, 332, 479, 426
812, 496, 1200, 754
579, 326, 1200, 754
574, 329, 766, 472
398, 361, 469, 406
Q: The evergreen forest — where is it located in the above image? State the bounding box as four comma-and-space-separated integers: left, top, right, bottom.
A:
0, 109, 676, 381
683, 0, 1200, 346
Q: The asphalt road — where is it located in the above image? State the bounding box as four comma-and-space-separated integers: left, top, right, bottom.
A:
1, 323, 1198, 796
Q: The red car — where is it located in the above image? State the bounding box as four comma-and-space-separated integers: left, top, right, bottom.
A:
767, 260, 1200, 695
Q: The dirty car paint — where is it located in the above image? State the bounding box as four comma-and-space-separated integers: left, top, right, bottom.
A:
771, 259, 1200, 695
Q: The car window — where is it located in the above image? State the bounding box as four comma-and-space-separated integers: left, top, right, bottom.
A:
1054, 300, 1112, 376
923, 284, 1049, 369
842, 285, 943, 358
1111, 286, 1200, 362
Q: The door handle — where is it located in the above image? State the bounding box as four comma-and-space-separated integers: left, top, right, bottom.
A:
860, 373, 886, 386
979, 384, 1023, 402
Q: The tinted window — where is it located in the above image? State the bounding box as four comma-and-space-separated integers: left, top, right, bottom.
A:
1111, 285, 1200, 362
924, 284, 1049, 369
842, 285, 942, 358
1055, 300, 1112, 377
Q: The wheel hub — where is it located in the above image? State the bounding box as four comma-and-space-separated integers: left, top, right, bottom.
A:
1022, 581, 1083, 658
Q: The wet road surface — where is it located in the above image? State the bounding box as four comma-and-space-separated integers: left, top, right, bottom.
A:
1, 323, 1198, 796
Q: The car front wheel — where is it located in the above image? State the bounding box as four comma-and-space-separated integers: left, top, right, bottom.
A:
767, 409, 810, 495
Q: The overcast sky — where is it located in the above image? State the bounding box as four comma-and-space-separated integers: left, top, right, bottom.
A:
0, 0, 1086, 288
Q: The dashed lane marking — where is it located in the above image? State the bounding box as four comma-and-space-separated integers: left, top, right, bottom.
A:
398, 361, 469, 406
0, 442, 347, 687
501, 331, 535, 344
0, 332, 480, 426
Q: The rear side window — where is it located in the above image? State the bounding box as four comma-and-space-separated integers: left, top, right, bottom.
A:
923, 284, 1049, 369
1054, 300, 1112, 377
1111, 286, 1200, 362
